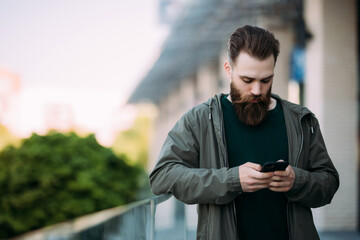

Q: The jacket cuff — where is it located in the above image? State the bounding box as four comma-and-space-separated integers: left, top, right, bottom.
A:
286, 167, 305, 196
229, 167, 243, 193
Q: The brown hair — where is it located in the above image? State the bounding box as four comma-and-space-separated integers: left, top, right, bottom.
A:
227, 25, 280, 65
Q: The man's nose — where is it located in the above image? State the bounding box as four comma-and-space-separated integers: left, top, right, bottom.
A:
251, 82, 261, 96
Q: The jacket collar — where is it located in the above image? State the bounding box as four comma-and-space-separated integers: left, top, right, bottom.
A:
209, 93, 312, 167
272, 93, 313, 120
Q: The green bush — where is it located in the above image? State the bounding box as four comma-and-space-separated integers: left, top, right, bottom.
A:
0, 132, 145, 238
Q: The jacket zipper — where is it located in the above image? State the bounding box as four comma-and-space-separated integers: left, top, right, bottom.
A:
294, 115, 305, 167
211, 95, 228, 169
212, 95, 240, 240
287, 113, 310, 240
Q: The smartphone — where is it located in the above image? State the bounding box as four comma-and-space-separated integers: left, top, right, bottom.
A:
260, 161, 289, 172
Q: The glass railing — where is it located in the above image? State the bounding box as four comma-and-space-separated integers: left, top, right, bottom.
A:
11, 194, 197, 240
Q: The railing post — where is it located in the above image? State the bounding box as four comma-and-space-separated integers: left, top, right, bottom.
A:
150, 199, 155, 240
184, 204, 188, 240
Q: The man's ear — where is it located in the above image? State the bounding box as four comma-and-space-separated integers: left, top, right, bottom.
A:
224, 61, 232, 80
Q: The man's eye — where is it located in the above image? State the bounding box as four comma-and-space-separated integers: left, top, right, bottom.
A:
261, 78, 272, 83
242, 78, 251, 83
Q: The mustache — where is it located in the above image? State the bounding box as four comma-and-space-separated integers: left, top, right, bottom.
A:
231, 91, 270, 104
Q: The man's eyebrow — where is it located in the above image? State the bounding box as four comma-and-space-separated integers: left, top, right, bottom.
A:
239, 74, 274, 80
262, 74, 274, 80
239, 75, 255, 80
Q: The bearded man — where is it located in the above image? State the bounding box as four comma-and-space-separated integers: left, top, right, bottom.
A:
149, 25, 339, 240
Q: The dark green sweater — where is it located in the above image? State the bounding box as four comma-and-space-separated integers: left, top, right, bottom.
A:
221, 95, 289, 240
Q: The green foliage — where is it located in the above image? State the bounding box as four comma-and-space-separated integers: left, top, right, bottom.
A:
0, 132, 144, 238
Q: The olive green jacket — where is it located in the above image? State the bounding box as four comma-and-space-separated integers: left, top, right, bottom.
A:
149, 93, 339, 240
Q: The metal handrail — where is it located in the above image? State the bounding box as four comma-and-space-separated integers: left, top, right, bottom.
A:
10, 194, 174, 240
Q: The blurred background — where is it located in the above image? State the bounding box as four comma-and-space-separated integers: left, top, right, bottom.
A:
0, 0, 359, 239
0, 0, 168, 146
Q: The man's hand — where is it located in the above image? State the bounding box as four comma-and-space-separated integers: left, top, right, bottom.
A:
268, 163, 295, 192
239, 162, 274, 192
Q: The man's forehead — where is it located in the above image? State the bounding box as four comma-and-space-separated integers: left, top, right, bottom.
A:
232, 52, 275, 78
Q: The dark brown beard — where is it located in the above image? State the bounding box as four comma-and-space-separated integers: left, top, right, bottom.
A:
230, 82, 272, 126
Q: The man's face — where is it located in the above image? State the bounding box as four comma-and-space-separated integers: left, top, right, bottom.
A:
224, 51, 275, 126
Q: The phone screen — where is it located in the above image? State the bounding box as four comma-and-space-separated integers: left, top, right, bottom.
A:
260, 161, 289, 172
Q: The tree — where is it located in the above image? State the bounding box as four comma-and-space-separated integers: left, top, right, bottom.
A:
0, 132, 144, 238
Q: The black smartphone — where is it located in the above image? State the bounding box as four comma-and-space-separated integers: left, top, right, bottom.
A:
260, 161, 289, 172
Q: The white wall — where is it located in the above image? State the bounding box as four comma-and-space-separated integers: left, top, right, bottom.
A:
305, 0, 358, 231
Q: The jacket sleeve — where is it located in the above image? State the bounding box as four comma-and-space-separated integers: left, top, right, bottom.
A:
286, 117, 339, 208
149, 112, 242, 205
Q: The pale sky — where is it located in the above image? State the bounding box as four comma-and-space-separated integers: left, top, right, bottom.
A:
0, 0, 169, 145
